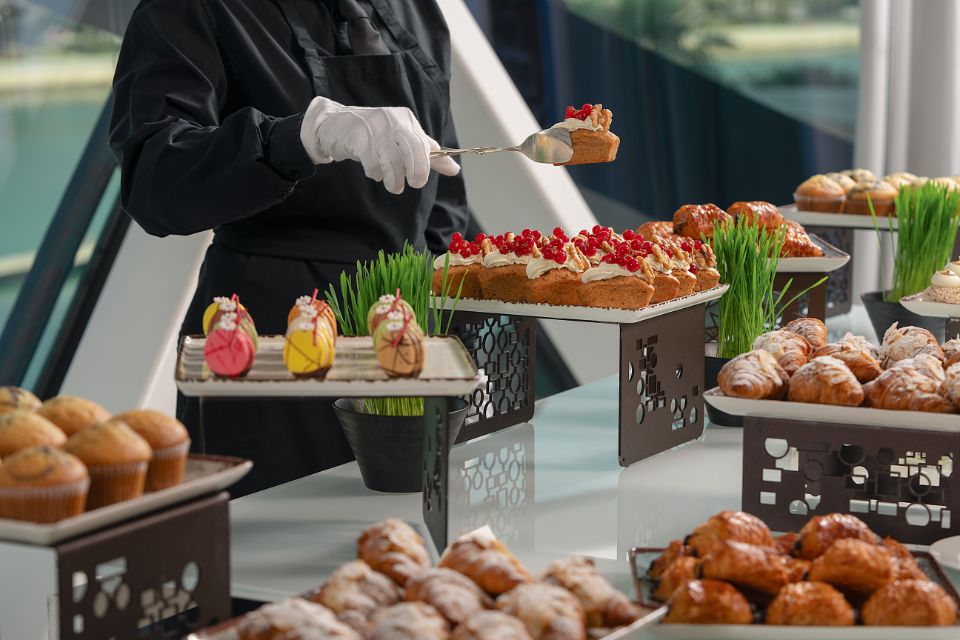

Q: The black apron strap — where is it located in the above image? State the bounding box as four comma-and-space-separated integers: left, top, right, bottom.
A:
275, 0, 329, 94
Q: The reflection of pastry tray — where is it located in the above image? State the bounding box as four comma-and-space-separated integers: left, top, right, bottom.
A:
442, 285, 728, 324
629, 547, 960, 639
704, 388, 960, 432
176, 335, 483, 398
0, 454, 251, 545
780, 204, 899, 229
776, 233, 850, 273
900, 293, 960, 319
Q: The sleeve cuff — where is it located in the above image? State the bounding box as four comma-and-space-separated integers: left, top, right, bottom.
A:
264, 112, 317, 181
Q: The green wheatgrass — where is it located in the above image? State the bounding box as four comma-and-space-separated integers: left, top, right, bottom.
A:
873, 183, 960, 302
712, 218, 826, 359
325, 243, 463, 416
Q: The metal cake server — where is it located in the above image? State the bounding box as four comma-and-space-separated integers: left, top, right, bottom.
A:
430, 127, 574, 164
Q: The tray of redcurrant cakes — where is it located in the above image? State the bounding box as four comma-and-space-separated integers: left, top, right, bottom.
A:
188, 519, 663, 640
176, 293, 483, 398
633, 510, 960, 639
433, 226, 729, 324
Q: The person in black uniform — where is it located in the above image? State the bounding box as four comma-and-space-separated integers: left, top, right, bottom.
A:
109, 0, 468, 495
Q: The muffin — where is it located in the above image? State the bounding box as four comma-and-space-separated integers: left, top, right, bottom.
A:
883, 172, 917, 190
114, 410, 191, 491
824, 172, 856, 192
0, 446, 88, 522
65, 419, 151, 509
0, 386, 42, 416
38, 396, 110, 436
0, 411, 67, 458
931, 177, 960, 192
794, 174, 846, 212
846, 180, 898, 216
840, 168, 876, 183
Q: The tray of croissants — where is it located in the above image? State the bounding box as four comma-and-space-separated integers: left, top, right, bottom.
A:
187, 519, 659, 640
706, 317, 960, 431
635, 510, 959, 638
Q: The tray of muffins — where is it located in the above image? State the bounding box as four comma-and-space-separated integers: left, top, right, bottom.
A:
176, 293, 484, 398
188, 519, 656, 640
632, 510, 960, 638
0, 388, 251, 545
432, 225, 729, 324
785, 169, 960, 228
704, 317, 960, 431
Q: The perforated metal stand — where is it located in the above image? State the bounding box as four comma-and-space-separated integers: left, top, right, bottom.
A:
57, 492, 230, 639
743, 416, 960, 544
619, 303, 706, 466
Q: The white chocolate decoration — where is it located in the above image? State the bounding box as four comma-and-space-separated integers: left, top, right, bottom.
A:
581, 262, 644, 283
931, 269, 960, 288
548, 117, 601, 133
482, 249, 532, 268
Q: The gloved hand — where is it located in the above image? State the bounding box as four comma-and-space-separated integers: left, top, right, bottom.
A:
299, 96, 461, 195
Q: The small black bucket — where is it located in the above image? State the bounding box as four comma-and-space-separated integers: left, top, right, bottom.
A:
861, 291, 946, 343
334, 398, 469, 493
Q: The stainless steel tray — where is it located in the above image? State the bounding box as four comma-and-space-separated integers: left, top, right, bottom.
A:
176, 335, 483, 398
0, 454, 251, 545
629, 546, 960, 639
442, 284, 728, 324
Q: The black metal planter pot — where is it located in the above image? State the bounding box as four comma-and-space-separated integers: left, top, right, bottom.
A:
334, 397, 469, 493
861, 291, 946, 342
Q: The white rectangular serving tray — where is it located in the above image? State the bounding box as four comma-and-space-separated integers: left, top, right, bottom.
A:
704, 388, 960, 432
0, 455, 251, 546
900, 292, 960, 319
780, 203, 899, 230
176, 335, 483, 398
443, 284, 728, 324
776, 233, 850, 273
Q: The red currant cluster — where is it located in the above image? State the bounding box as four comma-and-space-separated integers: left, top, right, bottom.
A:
448, 232, 483, 257
540, 230, 574, 264
564, 103, 593, 121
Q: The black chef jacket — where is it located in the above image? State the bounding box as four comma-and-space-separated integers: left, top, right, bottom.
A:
108, 0, 469, 495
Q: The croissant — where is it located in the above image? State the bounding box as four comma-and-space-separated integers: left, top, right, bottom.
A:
649, 540, 690, 578
787, 356, 864, 406
753, 329, 811, 375
357, 519, 431, 587
781, 220, 825, 257
727, 201, 784, 231
311, 560, 401, 632
495, 582, 587, 640
795, 513, 879, 560
717, 350, 789, 400
880, 323, 943, 368
941, 363, 960, 411
782, 317, 828, 350
687, 511, 774, 557
404, 568, 493, 626
863, 366, 956, 413
766, 582, 855, 626
663, 579, 753, 624
942, 339, 960, 367
367, 602, 449, 640
883, 537, 928, 581
452, 611, 534, 640
438, 526, 532, 595
235, 598, 361, 640
888, 353, 945, 382
807, 538, 892, 596
813, 341, 882, 383
542, 556, 641, 627
862, 580, 958, 626
653, 555, 699, 602
698, 540, 788, 597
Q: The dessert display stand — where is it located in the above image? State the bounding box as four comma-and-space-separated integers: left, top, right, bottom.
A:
0, 492, 231, 639
900, 294, 960, 340
740, 414, 960, 544
177, 335, 484, 552
772, 232, 850, 322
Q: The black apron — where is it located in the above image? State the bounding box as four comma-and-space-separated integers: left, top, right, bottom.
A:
176, 0, 455, 496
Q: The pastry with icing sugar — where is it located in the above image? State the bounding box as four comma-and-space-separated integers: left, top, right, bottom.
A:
438, 525, 533, 596
717, 350, 789, 400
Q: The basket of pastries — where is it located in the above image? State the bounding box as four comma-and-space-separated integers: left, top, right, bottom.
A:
190, 518, 646, 639
636, 510, 959, 630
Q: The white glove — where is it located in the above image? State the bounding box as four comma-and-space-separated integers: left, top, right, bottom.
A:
299, 96, 461, 195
